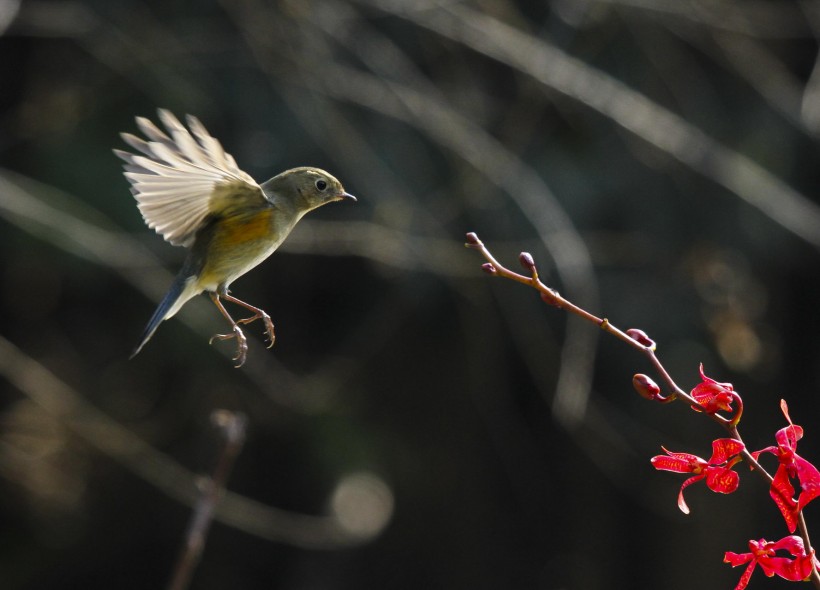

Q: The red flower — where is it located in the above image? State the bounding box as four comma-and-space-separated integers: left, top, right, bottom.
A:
691, 364, 736, 414
752, 400, 820, 532
651, 438, 745, 514
724, 536, 817, 590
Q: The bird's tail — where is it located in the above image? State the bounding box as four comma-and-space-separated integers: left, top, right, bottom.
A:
130, 272, 197, 359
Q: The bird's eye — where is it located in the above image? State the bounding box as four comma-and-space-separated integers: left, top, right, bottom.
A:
315, 179, 328, 191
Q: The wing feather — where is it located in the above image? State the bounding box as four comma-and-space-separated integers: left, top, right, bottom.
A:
116, 109, 264, 247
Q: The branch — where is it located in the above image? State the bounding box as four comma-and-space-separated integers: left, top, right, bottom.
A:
0, 334, 389, 549
167, 410, 248, 590
466, 232, 820, 587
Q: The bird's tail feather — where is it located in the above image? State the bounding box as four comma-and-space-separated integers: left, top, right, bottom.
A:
130, 272, 196, 359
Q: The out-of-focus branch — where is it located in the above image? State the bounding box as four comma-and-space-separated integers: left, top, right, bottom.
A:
359, 0, 820, 250
799, 3, 820, 136
0, 334, 391, 549
304, 61, 600, 426
0, 169, 473, 413
221, 0, 601, 427
593, 0, 810, 39
0, 0, 21, 36
0, 168, 470, 279
710, 34, 805, 132
0, 168, 306, 410
285, 219, 474, 276
167, 410, 247, 590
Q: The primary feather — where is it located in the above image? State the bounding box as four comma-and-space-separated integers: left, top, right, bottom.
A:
115, 109, 262, 247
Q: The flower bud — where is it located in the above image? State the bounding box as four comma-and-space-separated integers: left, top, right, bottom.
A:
465, 232, 480, 247
633, 373, 661, 400
481, 262, 497, 275
519, 251, 536, 273
626, 328, 655, 349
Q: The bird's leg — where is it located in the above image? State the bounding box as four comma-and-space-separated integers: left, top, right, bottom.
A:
220, 292, 276, 349
208, 292, 249, 367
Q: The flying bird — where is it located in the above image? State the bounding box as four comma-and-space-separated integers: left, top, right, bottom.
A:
116, 109, 356, 367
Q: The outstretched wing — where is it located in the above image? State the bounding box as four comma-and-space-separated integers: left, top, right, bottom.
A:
115, 109, 264, 247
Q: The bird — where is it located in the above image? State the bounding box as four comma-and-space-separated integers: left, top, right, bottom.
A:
116, 109, 356, 367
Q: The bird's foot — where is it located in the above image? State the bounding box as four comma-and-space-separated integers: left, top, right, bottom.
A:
237, 310, 276, 349
209, 325, 249, 368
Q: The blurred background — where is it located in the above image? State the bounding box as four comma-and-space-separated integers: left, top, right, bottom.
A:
2, 0, 820, 588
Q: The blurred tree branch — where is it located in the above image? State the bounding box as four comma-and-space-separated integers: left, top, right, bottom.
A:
222, 0, 601, 427
0, 334, 387, 549
356, 0, 820, 250
167, 410, 247, 590
0, 169, 471, 414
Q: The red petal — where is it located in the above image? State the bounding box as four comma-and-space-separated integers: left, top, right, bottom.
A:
770, 466, 799, 533
659, 446, 703, 461
732, 560, 758, 590
706, 466, 740, 494
794, 455, 820, 511
709, 438, 745, 464
780, 399, 790, 420
677, 474, 704, 514
758, 554, 816, 582
697, 364, 733, 390
698, 363, 715, 384
769, 535, 806, 556
781, 553, 816, 581
651, 453, 702, 473
752, 446, 777, 463
774, 423, 803, 451
775, 401, 803, 449
691, 381, 737, 414
725, 551, 753, 567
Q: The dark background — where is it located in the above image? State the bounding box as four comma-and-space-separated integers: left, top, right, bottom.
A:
2, 1, 820, 588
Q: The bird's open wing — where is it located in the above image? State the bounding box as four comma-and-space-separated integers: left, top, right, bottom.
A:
115, 109, 264, 247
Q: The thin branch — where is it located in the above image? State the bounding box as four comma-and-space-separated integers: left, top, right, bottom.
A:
167, 410, 248, 590
595, 0, 812, 39
0, 334, 388, 549
359, 0, 820, 250
466, 232, 820, 587
0, 168, 469, 414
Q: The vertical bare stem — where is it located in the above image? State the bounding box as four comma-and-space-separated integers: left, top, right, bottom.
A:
167, 410, 248, 590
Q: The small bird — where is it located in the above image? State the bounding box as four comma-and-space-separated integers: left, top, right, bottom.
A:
116, 109, 356, 367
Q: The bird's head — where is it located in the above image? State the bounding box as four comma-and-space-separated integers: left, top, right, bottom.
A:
265, 167, 356, 213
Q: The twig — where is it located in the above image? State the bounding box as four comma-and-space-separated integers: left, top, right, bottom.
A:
0, 334, 382, 548
465, 232, 820, 587
167, 410, 248, 590
367, 0, 820, 250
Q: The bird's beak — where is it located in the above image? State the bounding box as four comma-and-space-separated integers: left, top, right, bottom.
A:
340, 191, 357, 202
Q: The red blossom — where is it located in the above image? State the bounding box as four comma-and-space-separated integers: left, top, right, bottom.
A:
724, 536, 817, 590
690, 364, 736, 414
651, 438, 745, 514
752, 400, 820, 532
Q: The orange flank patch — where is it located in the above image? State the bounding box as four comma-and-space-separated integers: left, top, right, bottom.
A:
218, 208, 274, 244
196, 208, 276, 288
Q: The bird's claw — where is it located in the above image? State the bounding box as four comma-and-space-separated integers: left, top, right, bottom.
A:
238, 311, 276, 349
209, 325, 249, 368
263, 316, 276, 349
